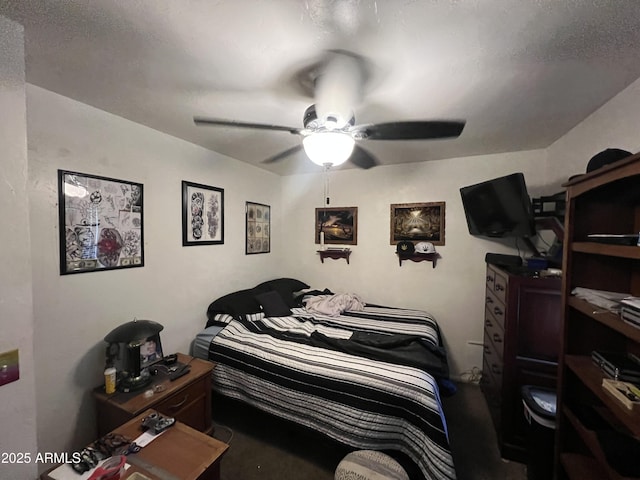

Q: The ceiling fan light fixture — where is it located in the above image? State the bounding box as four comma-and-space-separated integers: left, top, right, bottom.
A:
303, 131, 355, 167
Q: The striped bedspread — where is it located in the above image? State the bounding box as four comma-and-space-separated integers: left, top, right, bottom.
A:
203, 306, 456, 480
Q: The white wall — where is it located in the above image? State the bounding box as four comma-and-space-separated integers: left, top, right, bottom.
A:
26, 85, 283, 470
280, 149, 550, 378
0, 16, 39, 480
547, 76, 640, 181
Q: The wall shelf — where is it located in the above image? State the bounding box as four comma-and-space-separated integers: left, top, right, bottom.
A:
396, 252, 440, 268
318, 249, 351, 264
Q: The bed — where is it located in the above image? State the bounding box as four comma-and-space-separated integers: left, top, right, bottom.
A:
192, 278, 456, 480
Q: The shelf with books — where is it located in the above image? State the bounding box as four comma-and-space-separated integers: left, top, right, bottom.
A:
565, 356, 640, 437
556, 152, 640, 480
568, 297, 640, 342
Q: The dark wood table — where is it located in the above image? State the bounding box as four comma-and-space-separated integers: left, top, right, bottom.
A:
41, 409, 229, 480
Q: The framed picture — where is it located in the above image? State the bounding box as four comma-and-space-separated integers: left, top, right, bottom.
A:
182, 181, 224, 246
315, 206, 358, 245
139, 334, 163, 371
390, 202, 445, 245
58, 170, 144, 275
246, 202, 270, 254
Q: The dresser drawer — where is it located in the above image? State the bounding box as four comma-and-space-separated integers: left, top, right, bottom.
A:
485, 289, 506, 330
483, 330, 504, 387
492, 268, 508, 304
484, 310, 505, 359
154, 376, 208, 431
480, 362, 502, 437
485, 268, 496, 291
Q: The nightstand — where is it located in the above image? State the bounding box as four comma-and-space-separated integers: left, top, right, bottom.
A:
94, 353, 214, 436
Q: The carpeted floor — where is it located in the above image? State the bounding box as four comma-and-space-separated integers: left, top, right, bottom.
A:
443, 383, 528, 480
211, 382, 528, 480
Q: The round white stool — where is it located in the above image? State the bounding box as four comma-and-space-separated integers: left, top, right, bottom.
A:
335, 450, 410, 480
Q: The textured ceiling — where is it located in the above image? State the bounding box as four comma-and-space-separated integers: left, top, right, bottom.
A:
3, 0, 640, 175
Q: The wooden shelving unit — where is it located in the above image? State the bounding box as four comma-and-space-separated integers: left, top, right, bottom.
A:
555, 153, 640, 480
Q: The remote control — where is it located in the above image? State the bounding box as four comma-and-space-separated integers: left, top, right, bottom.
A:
169, 366, 191, 381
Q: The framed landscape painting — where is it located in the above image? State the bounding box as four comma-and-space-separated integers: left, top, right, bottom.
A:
58, 170, 144, 275
315, 206, 358, 245
390, 202, 445, 245
182, 181, 224, 246
246, 201, 270, 254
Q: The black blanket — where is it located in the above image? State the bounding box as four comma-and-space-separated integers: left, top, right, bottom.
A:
310, 330, 449, 378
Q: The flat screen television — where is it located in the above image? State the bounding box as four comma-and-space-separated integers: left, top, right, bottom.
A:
460, 172, 536, 238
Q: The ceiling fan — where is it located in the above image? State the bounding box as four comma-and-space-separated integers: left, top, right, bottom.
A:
194, 50, 465, 169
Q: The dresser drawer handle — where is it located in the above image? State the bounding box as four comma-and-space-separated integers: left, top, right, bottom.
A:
167, 394, 189, 410
493, 333, 502, 344
486, 296, 493, 304
485, 318, 493, 327
495, 284, 505, 292
486, 276, 494, 283
491, 364, 502, 375
493, 307, 503, 316
484, 345, 491, 355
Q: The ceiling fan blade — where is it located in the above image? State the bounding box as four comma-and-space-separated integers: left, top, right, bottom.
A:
262, 144, 304, 164
356, 120, 465, 140
350, 145, 378, 169
194, 117, 302, 135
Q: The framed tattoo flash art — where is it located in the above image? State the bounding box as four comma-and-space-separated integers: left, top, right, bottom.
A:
58, 170, 144, 275
182, 181, 224, 246
390, 202, 445, 245
246, 202, 270, 254
315, 206, 358, 245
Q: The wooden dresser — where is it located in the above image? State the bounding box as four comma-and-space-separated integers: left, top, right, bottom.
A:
94, 353, 214, 436
481, 262, 562, 461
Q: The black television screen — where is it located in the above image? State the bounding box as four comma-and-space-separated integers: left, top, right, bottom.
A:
460, 172, 536, 238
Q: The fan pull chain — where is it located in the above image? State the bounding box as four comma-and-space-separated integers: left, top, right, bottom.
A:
323, 164, 331, 206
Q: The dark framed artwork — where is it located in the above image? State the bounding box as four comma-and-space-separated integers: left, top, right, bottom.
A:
58, 170, 144, 275
390, 202, 445, 245
246, 202, 270, 254
315, 206, 358, 245
182, 181, 224, 246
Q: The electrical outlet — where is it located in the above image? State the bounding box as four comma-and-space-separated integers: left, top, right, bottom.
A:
0, 349, 19, 387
